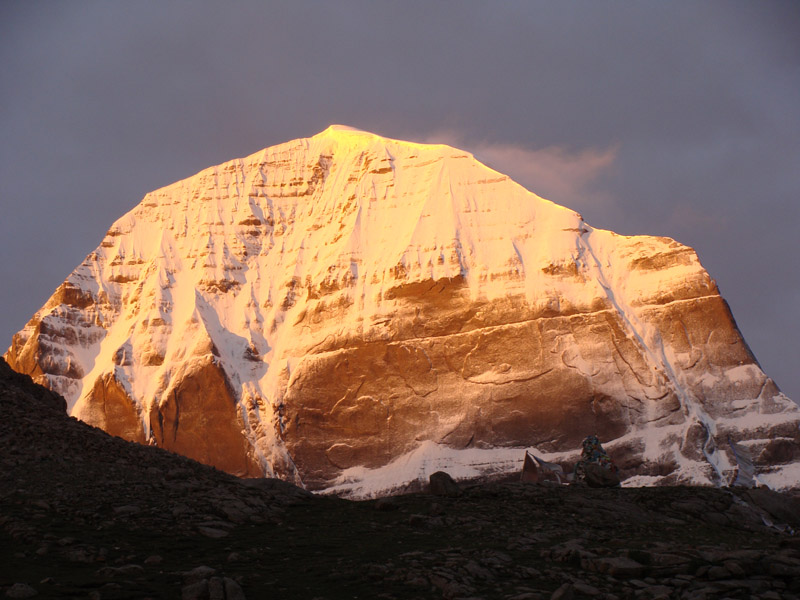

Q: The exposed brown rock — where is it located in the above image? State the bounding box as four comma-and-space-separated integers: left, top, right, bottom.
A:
76, 371, 146, 444
149, 357, 261, 477
281, 288, 676, 488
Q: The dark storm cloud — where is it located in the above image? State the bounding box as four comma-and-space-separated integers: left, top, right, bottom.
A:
1, 1, 798, 400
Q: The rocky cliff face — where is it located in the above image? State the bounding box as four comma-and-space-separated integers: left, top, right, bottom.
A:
6, 125, 799, 496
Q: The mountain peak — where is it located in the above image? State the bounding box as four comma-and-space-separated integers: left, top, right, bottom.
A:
311, 123, 390, 149
320, 124, 370, 135
310, 124, 464, 157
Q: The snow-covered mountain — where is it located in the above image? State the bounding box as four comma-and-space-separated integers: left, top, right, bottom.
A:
6, 125, 800, 496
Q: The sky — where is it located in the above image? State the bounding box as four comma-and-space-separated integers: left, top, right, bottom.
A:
1, 1, 798, 401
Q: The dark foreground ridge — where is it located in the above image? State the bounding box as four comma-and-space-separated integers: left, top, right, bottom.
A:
2, 358, 800, 600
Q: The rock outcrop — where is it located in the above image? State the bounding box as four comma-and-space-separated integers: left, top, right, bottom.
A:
5, 125, 800, 494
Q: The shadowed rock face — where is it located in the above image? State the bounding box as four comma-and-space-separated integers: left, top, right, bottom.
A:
82, 372, 146, 444
148, 358, 262, 477
5, 126, 800, 494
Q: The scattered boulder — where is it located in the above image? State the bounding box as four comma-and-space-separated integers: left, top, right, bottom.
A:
583, 556, 645, 578
197, 526, 230, 539
429, 471, 461, 497
183, 566, 216, 584
550, 582, 574, 600
181, 580, 209, 600
208, 577, 224, 600
223, 578, 246, 600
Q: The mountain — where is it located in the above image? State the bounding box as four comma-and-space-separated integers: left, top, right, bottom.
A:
5, 125, 800, 496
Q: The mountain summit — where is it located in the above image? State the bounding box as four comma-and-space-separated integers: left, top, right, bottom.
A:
6, 127, 799, 496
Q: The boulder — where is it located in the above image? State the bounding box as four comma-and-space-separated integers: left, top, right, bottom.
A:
429, 471, 461, 497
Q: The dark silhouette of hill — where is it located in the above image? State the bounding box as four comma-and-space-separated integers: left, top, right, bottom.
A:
2, 357, 800, 599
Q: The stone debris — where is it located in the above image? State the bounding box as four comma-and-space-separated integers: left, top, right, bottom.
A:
181, 580, 209, 600
197, 526, 231, 539
550, 582, 574, 600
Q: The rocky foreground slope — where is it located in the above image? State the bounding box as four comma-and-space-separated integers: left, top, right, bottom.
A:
6, 126, 800, 494
2, 358, 800, 600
